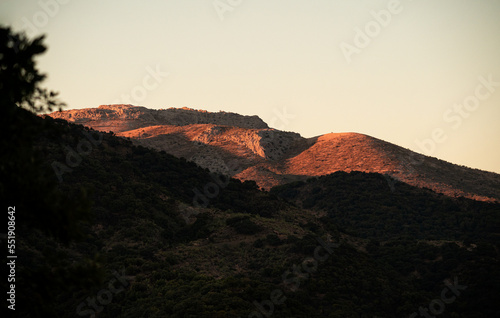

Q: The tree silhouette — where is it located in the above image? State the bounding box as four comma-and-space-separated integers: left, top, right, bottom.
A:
0, 26, 102, 317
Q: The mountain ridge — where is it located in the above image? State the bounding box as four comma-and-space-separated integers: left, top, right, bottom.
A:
47, 104, 269, 131
45, 104, 500, 202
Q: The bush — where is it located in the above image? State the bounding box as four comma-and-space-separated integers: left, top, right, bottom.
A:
226, 216, 263, 235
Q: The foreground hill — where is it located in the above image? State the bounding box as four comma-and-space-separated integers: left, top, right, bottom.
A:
46, 105, 500, 202
12, 113, 500, 317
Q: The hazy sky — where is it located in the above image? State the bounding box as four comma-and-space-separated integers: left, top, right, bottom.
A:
2, 0, 500, 173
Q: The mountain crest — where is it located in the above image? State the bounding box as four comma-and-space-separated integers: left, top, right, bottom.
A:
46, 105, 500, 202
47, 104, 269, 132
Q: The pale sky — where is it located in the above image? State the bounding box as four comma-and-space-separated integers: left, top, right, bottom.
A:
2, 0, 500, 173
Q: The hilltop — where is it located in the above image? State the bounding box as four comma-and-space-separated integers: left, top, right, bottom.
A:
47, 104, 268, 131
46, 105, 500, 202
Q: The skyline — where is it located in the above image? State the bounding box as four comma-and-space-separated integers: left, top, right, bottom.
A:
1, 0, 500, 173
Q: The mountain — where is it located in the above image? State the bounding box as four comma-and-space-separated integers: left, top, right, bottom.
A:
46, 104, 500, 202
8, 27, 499, 318
16, 112, 500, 317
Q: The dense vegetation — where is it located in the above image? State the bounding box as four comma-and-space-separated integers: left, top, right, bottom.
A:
271, 172, 500, 317
271, 171, 500, 242
9, 116, 499, 317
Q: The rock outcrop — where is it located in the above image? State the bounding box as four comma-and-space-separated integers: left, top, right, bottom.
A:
47, 104, 269, 132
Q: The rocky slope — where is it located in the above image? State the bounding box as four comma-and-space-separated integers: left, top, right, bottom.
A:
47, 104, 268, 132
46, 104, 500, 202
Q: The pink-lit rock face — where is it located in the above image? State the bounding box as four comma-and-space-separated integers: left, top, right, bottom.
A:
46, 104, 269, 133
46, 105, 500, 202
